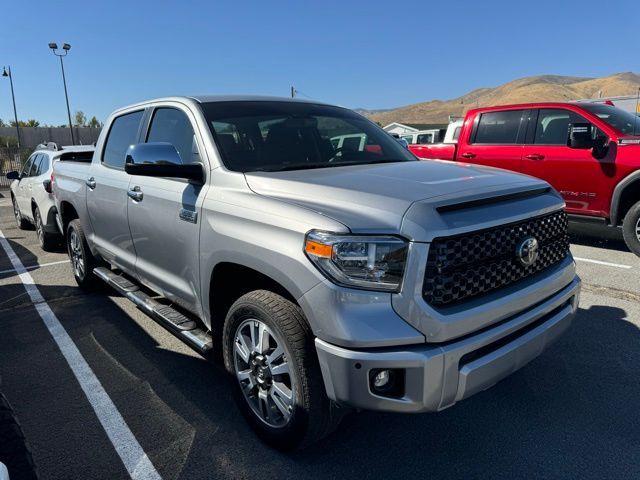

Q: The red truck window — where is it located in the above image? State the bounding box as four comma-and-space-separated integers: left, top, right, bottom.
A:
472, 110, 526, 144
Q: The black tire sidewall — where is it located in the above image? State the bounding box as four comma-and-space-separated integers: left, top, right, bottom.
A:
622, 201, 640, 257
222, 293, 311, 449
66, 220, 98, 288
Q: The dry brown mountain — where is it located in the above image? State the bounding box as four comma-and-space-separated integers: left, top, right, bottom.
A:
368, 72, 640, 125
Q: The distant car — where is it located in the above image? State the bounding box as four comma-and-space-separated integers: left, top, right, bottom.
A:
6, 144, 94, 250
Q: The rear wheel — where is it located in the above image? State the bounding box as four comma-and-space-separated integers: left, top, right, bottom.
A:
11, 196, 29, 230
34, 207, 57, 251
0, 392, 38, 480
66, 219, 101, 290
223, 290, 342, 450
622, 200, 640, 257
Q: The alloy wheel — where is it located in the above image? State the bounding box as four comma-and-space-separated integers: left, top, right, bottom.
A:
35, 210, 44, 244
68, 229, 85, 279
233, 318, 295, 428
12, 198, 21, 227
636, 217, 640, 242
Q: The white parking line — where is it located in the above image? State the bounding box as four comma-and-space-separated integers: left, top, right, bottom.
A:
0, 259, 70, 276
574, 257, 633, 269
0, 229, 162, 480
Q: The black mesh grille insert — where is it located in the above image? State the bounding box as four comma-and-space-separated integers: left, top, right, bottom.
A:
423, 210, 570, 307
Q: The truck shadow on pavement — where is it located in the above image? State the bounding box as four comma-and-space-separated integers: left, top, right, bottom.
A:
3, 260, 638, 480
569, 221, 630, 253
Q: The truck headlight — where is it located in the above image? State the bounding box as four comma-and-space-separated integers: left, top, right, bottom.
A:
304, 230, 408, 292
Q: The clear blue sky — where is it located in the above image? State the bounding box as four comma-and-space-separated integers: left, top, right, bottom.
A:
1, 0, 638, 125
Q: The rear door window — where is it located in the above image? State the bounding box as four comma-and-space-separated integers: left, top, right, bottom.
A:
473, 110, 526, 144
102, 110, 144, 169
28, 155, 43, 177
38, 155, 50, 175
146, 108, 199, 164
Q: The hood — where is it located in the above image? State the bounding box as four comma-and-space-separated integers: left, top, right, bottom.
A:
244, 160, 548, 236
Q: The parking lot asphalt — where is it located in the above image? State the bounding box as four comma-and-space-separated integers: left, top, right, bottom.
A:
0, 190, 639, 480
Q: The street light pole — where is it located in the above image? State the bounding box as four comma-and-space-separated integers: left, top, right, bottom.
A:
2, 66, 21, 148
49, 43, 75, 144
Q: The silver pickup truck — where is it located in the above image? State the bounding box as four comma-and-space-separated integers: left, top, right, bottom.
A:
53, 96, 581, 449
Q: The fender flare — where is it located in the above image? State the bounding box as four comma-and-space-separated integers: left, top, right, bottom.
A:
610, 170, 640, 226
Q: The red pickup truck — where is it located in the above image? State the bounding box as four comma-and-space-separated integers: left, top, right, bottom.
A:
412, 102, 640, 256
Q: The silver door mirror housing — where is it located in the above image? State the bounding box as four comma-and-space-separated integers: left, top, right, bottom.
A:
125, 142, 183, 166
124, 143, 204, 184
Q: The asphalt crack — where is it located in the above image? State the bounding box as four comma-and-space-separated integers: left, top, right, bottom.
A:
582, 283, 640, 303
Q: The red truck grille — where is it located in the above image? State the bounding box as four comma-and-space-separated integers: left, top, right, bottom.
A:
422, 210, 570, 307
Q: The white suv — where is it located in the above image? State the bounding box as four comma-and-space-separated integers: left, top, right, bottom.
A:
6, 144, 94, 250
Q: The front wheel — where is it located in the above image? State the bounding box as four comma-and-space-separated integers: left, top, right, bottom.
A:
66, 219, 101, 290
223, 290, 342, 450
622, 200, 640, 257
34, 207, 57, 252
0, 392, 38, 480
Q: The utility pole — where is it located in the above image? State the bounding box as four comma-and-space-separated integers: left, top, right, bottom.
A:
291, 86, 296, 98
49, 42, 75, 144
2, 66, 21, 148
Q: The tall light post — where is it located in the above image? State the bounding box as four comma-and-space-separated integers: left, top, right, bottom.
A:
2, 66, 21, 148
49, 42, 75, 144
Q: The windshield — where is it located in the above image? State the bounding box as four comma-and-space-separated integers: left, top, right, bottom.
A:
201, 101, 416, 172
581, 103, 640, 136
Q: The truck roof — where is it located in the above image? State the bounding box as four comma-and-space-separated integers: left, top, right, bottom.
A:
110, 95, 330, 116
464, 101, 595, 116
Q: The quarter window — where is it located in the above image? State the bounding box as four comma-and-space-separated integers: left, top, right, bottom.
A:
474, 110, 525, 144
146, 108, 199, 164
102, 110, 144, 168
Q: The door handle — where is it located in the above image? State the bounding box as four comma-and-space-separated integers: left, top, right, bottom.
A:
461, 152, 476, 159
525, 154, 545, 160
127, 186, 143, 202
86, 177, 96, 189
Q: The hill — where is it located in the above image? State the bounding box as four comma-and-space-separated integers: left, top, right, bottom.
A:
368, 72, 640, 125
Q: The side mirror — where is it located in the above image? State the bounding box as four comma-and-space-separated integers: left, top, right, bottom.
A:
6, 171, 19, 180
124, 143, 205, 184
567, 123, 597, 149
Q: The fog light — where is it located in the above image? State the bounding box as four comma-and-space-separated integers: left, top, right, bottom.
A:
373, 370, 391, 388
369, 368, 405, 398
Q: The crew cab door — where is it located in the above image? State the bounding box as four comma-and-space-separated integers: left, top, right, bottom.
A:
522, 108, 609, 215
126, 105, 208, 315
458, 109, 528, 172
86, 109, 145, 273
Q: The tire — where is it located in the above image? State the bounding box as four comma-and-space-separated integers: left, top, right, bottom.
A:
34, 207, 57, 252
66, 219, 101, 290
11, 196, 29, 230
222, 290, 342, 450
0, 392, 38, 480
622, 200, 640, 257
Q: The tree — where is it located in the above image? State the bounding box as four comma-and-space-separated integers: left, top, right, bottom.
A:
9, 119, 40, 127
0, 118, 5, 127
74, 111, 87, 127
88, 116, 102, 128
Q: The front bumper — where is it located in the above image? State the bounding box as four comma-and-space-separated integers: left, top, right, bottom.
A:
315, 275, 580, 413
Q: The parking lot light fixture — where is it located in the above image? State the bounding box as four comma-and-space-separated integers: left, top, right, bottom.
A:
2, 65, 21, 148
49, 42, 75, 144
